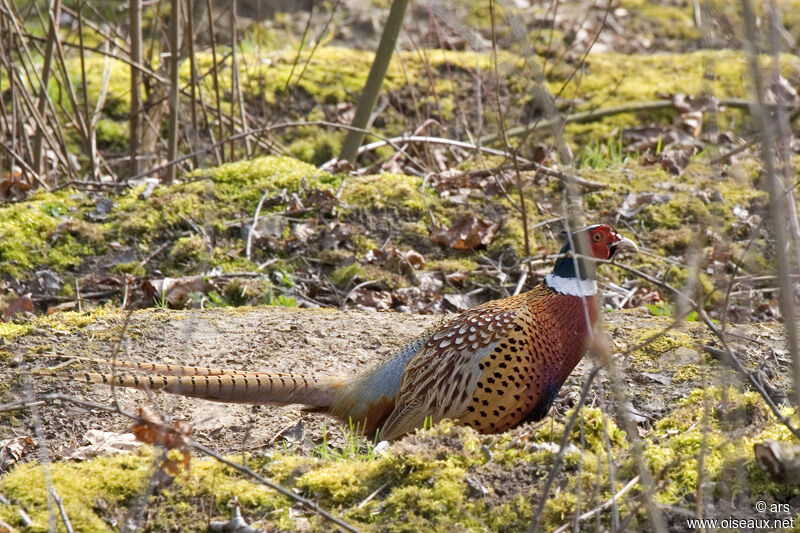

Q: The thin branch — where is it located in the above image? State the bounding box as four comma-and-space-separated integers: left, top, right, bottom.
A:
552, 475, 640, 533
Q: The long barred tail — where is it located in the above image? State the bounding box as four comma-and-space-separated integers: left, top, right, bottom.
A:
73, 356, 306, 378
76, 369, 343, 409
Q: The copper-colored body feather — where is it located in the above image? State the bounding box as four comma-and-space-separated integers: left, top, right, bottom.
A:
76, 225, 634, 440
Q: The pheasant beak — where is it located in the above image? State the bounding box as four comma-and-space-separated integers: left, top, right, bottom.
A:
609, 233, 638, 257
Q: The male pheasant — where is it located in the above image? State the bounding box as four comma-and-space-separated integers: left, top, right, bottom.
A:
77, 224, 636, 440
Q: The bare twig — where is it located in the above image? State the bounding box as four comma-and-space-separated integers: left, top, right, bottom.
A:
166, 0, 181, 184
553, 475, 640, 533
48, 488, 74, 533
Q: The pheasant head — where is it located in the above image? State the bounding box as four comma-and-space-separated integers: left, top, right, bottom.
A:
547, 224, 638, 296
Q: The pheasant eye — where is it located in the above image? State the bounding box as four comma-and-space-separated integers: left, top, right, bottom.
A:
593, 233, 602, 241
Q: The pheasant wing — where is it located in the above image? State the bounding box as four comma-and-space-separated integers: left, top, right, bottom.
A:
379, 298, 526, 440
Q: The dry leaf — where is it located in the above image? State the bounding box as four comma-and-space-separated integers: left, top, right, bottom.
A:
430, 215, 499, 250
0, 436, 35, 472
65, 429, 142, 460
141, 276, 217, 307
393, 287, 444, 314
366, 246, 425, 269
0, 167, 32, 202
405, 249, 425, 269
445, 271, 467, 286
290, 222, 316, 243
351, 289, 393, 311
133, 407, 193, 475
1, 295, 34, 322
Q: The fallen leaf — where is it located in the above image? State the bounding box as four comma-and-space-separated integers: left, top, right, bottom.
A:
431, 215, 499, 250
351, 289, 393, 311
65, 429, 142, 460
141, 276, 218, 307
366, 246, 425, 269
0, 167, 32, 202
253, 215, 287, 240
616, 192, 671, 218
445, 271, 467, 286
393, 288, 444, 314
678, 111, 703, 137
304, 188, 338, 214
0, 436, 35, 472
405, 249, 425, 269
319, 222, 353, 249
290, 222, 316, 243
133, 407, 192, 475
1, 295, 34, 322
417, 271, 443, 292
444, 293, 483, 311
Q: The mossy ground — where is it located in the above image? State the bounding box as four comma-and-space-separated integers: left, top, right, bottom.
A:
0, 149, 776, 316
2, 308, 798, 532
4, 1, 800, 530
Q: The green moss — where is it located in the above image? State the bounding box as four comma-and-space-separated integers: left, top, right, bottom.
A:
36, 309, 111, 333
341, 173, 433, 216
0, 190, 103, 279
627, 3, 700, 41
652, 227, 695, 255
296, 458, 391, 504
427, 258, 478, 273
376, 456, 472, 532
673, 364, 702, 383
0, 449, 155, 531
0, 322, 34, 341
475, 495, 532, 531
111, 156, 337, 250
642, 386, 800, 505
488, 217, 524, 256
110, 261, 147, 276
330, 263, 364, 285
0, 450, 293, 532
287, 131, 344, 165
362, 265, 410, 289
401, 221, 433, 248
629, 327, 695, 362
167, 235, 212, 272
534, 407, 628, 455
95, 119, 129, 150
558, 51, 800, 138
350, 235, 378, 256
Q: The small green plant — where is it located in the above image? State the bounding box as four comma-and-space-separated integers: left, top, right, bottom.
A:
316, 423, 331, 460
153, 289, 168, 309
646, 302, 697, 321
204, 291, 229, 308
313, 420, 374, 461
273, 269, 294, 287
578, 136, 625, 169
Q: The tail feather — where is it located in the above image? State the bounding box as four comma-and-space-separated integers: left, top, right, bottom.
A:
77, 371, 343, 409
70, 356, 294, 378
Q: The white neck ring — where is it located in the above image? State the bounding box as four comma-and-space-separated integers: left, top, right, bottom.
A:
544, 273, 597, 297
